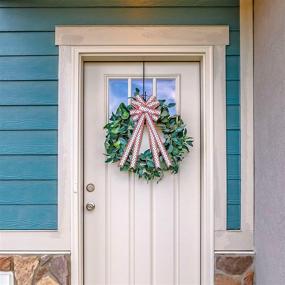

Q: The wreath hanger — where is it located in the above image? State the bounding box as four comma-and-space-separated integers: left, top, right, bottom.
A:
141, 61, 148, 101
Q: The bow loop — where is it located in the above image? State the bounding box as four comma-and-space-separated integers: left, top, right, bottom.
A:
119, 95, 172, 169
131, 95, 160, 122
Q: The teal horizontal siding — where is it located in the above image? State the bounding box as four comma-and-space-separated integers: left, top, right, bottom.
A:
227, 155, 240, 180
226, 29, 240, 231
226, 91, 240, 230
0, 106, 57, 130
0, 0, 239, 8
0, 81, 57, 105
0, 205, 57, 230
0, 8, 240, 31
227, 105, 240, 130
0, 156, 57, 180
0, 32, 57, 55
227, 130, 240, 155
0, 56, 58, 81
227, 31, 240, 56
227, 179, 240, 205
227, 204, 240, 230
0, 131, 57, 154
226, 81, 240, 105
0, 180, 57, 204
226, 56, 240, 80
228, 178, 240, 230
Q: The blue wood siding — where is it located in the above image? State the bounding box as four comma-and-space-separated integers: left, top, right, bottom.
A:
0, 0, 240, 8
0, 1, 240, 230
0, 81, 58, 105
0, 56, 58, 80
0, 131, 57, 154
0, 181, 57, 204
0, 205, 57, 230
0, 8, 239, 31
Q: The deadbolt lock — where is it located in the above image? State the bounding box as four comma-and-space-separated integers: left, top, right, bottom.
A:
86, 183, 95, 192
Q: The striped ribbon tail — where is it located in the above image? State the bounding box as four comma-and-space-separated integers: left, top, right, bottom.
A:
145, 113, 172, 168
119, 114, 145, 168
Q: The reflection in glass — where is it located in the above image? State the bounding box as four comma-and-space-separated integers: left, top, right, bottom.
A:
108, 78, 176, 117
157, 79, 176, 115
108, 79, 128, 116
131, 79, 153, 98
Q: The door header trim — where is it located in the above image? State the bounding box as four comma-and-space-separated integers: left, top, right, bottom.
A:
55, 25, 229, 46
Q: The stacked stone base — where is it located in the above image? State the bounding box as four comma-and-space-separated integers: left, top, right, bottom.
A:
0, 255, 70, 285
0, 253, 254, 284
215, 254, 255, 285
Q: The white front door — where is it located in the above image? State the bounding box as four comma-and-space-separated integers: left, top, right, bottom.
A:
84, 62, 201, 285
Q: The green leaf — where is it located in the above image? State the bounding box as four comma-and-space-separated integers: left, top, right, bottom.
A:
146, 160, 155, 168
105, 157, 113, 163
168, 144, 173, 153
113, 140, 121, 148
110, 127, 120, 134
121, 109, 129, 120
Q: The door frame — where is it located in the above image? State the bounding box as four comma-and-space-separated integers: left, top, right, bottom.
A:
55, 26, 229, 285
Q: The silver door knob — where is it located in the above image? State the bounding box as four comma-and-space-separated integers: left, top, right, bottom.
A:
86, 202, 95, 211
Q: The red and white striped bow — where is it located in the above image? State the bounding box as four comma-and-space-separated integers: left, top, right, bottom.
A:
119, 95, 172, 169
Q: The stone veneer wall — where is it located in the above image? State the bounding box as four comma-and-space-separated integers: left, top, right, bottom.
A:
215, 254, 255, 285
0, 255, 70, 285
0, 254, 254, 284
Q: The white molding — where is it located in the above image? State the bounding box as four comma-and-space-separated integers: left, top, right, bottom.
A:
240, 0, 254, 246
215, 230, 253, 251
215, 250, 255, 255
55, 25, 229, 46
55, 26, 229, 285
214, 0, 254, 251
200, 45, 215, 285
214, 45, 227, 231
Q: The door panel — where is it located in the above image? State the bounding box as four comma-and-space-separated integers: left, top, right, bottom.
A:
84, 62, 201, 285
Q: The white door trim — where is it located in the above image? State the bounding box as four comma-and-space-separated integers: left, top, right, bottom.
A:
56, 26, 229, 285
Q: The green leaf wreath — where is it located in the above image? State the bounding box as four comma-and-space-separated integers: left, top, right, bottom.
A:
104, 93, 193, 182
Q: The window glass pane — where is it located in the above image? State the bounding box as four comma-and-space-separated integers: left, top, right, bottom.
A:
108, 79, 128, 116
131, 79, 153, 97
156, 79, 176, 115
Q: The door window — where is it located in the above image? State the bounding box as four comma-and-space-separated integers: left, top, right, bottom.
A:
108, 77, 177, 116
